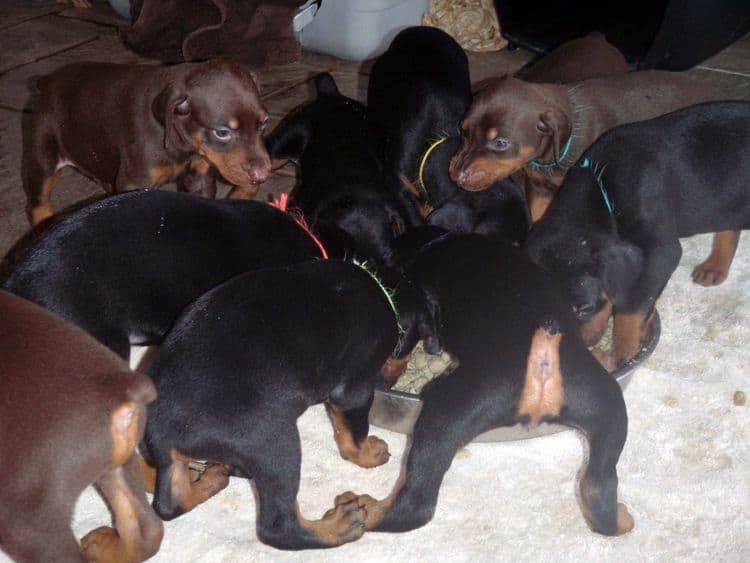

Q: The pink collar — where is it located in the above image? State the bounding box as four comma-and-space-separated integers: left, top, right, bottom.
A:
269, 193, 328, 259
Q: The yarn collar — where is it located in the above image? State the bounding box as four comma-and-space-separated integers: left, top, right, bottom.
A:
418, 136, 449, 195
269, 193, 328, 259
580, 157, 614, 215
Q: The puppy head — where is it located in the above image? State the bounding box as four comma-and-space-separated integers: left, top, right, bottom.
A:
265, 72, 366, 167
449, 76, 570, 190
152, 58, 271, 187
526, 217, 643, 340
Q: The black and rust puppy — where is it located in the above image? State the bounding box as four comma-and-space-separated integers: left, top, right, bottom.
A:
2, 190, 323, 360
24, 58, 271, 226
141, 260, 405, 550
266, 73, 417, 268
525, 101, 750, 372
0, 290, 162, 563
425, 179, 530, 243
339, 232, 633, 537
367, 26, 472, 214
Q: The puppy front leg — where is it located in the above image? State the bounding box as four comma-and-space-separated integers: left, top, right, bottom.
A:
325, 401, 390, 469
599, 239, 681, 371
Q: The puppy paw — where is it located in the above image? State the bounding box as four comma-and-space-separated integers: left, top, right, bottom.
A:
80, 526, 127, 563
616, 503, 635, 535
691, 261, 728, 287
314, 499, 366, 545
344, 435, 390, 468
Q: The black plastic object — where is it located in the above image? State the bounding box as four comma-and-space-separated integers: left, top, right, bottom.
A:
494, 0, 750, 71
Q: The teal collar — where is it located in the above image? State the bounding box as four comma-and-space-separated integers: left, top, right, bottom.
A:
580, 157, 614, 215
530, 134, 574, 170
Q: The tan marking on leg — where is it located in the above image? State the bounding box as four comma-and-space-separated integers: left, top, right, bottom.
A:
691, 230, 740, 286
327, 403, 390, 468
578, 452, 635, 536
295, 502, 365, 546
137, 454, 157, 495
168, 449, 230, 513
226, 184, 260, 200
334, 471, 407, 530
580, 298, 613, 347
517, 327, 565, 426
110, 402, 144, 468
28, 169, 62, 226
380, 354, 411, 387
80, 459, 163, 562
595, 311, 652, 372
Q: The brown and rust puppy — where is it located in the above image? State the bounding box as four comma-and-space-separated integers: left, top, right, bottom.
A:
526, 101, 750, 371
23, 58, 271, 226
0, 290, 162, 563
449, 70, 718, 214
515, 31, 629, 84
338, 232, 633, 538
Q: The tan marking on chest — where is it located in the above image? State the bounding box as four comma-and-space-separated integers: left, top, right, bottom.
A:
517, 327, 565, 425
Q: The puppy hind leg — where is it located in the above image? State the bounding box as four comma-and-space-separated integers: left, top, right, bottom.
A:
562, 371, 633, 536
23, 151, 63, 227
80, 455, 164, 562
341, 370, 504, 533
0, 509, 84, 563
249, 421, 366, 550
692, 230, 741, 286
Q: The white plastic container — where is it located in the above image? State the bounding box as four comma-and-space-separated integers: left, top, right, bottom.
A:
295, 0, 432, 61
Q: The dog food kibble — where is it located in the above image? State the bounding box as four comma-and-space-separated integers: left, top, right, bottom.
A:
734, 391, 746, 406
392, 342, 454, 394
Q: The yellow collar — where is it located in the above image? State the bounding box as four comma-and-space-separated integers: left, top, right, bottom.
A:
418, 136, 448, 193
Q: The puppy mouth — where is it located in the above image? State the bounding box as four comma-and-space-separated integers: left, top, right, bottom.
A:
200, 147, 271, 186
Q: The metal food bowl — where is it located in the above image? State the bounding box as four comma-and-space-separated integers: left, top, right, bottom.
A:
369, 312, 660, 443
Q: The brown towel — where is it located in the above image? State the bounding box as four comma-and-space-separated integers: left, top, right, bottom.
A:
123, 0, 305, 69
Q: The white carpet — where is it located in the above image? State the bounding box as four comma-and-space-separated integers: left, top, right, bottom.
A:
3, 233, 747, 563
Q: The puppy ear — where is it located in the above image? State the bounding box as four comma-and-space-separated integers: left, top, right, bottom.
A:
537, 108, 571, 163
152, 85, 194, 153
315, 72, 340, 97
264, 116, 311, 164
596, 241, 644, 307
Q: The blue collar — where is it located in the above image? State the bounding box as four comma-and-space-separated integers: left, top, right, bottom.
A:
530, 135, 574, 170
580, 157, 614, 215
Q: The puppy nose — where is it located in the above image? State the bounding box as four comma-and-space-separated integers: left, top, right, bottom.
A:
244, 161, 271, 183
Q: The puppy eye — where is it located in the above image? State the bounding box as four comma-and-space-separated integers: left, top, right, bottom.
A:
259, 114, 270, 131
490, 137, 510, 151
212, 127, 232, 141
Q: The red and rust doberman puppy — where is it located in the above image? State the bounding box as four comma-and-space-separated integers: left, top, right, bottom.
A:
336, 231, 633, 538
448, 71, 736, 286
526, 101, 750, 371
141, 260, 410, 550
24, 58, 271, 226
0, 290, 162, 563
